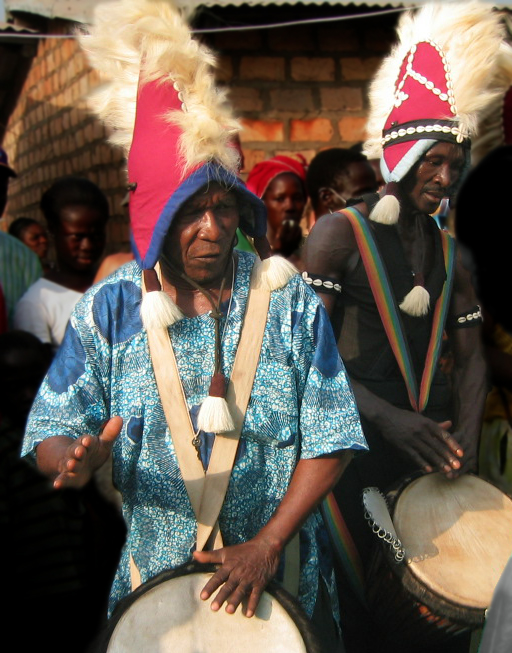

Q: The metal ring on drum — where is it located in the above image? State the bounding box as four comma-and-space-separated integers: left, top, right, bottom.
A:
96, 562, 324, 653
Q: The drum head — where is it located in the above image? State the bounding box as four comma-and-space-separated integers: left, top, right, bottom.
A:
101, 564, 317, 653
393, 473, 512, 611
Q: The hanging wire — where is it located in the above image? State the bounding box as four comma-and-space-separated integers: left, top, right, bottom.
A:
1, 5, 415, 39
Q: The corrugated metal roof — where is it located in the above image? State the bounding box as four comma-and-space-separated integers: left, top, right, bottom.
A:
5, 1, 510, 26
0, 19, 37, 32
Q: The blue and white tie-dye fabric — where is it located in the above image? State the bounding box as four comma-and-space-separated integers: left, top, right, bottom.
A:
22, 251, 367, 617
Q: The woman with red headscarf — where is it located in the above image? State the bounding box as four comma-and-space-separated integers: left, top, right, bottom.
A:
245, 155, 308, 268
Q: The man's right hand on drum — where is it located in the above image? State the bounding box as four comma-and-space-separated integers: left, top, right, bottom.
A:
380, 408, 465, 478
193, 535, 281, 618
193, 454, 350, 618
36, 416, 123, 489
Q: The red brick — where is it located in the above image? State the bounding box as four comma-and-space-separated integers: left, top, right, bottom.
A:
269, 88, 314, 113
276, 149, 316, 163
240, 57, 285, 81
320, 87, 363, 112
240, 149, 266, 174
337, 117, 368, 142
317, 26, 359, 52
214, 30, 262, 51
240, 119, 284, 142
363, 27, 396, 53
215, 55, 233, 83
291, 57, 335, 82
290, 118, 333, 142
340, 57, 381, 81
268, 26, 314, 51
228, 87, 263, 113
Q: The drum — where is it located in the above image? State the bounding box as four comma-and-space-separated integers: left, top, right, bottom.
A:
96, 563, 323, 653
363, 473, 512, 650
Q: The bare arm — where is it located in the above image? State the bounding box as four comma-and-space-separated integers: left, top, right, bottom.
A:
36, 416, 123, 489
193, 452, 353, 617
445, 251, 489, 474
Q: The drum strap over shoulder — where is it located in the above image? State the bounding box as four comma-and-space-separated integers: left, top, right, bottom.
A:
144, 260, 270, 553
341, 207, 455, 413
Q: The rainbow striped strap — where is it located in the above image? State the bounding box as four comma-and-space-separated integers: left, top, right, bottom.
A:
321, 491, 367, 606
343, 207, 419, 410
418, 230, 455, 411
342, 207, 455, 413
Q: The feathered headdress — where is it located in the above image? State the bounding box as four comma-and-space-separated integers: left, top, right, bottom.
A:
470, 14, 512, 166
78, 0, 296, 433
363, 1, 509, 316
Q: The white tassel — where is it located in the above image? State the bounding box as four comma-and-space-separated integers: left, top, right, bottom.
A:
141, 290, 184, 329
253, 255, 297, 291
399, 286, 430, 317
197, 396, 235, 433
369, 194, 400, 225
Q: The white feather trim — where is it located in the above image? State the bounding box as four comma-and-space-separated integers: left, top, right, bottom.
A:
141, 290, 184, 329
252, 256, 298, 291
197, 396, 235, 434
77, 0, 240, 174
369, 195, 400, 225
363, 1, 508, 163
399, 286, 430, 317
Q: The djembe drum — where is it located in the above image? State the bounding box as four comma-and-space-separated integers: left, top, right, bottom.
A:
96, 563, 323, 653
363, 473, 512, 650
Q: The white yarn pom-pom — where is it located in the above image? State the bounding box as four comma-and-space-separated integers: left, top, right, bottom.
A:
253, 255, 298, 291
141, 290, 184, 329
399, 286, 430, 317
197, 396, 235, 433
369, 195, 400, 225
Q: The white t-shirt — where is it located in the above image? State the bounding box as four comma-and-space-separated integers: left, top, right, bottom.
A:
13, 278, 82, 350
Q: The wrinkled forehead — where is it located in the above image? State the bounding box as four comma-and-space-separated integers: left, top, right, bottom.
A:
177, 182, 236, 214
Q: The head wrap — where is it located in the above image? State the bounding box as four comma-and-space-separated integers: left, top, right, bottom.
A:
246, 154, 308, 199
78, 0, 297, 432
362, 1, 511, 316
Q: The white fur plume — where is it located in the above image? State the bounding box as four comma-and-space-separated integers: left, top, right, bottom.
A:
252, 256, 298, 292
77, 0, 240, 174
399, 286, 430, 317
364, 1, 508, 162
197, 396, 235, 434
369, 195, 400, 225
471, 19, 512, 166
140, 290, 184, 329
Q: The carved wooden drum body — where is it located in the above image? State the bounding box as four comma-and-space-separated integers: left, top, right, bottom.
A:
364, 473, 512, 648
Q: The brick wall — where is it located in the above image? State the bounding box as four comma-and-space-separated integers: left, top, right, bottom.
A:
206, 13, 397, 176
2, 23, 130, 250
2, 9, 397, 250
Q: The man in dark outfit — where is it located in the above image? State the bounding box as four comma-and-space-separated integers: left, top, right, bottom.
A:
302, 2, 509, 651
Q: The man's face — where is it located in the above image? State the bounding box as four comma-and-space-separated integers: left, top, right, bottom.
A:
162, 183, 240, 286
318, 160, 377, 215
52, 205, 107, 273
401, 142, 466, 214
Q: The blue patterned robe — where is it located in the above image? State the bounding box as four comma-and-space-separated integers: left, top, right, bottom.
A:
22, 251, 367, 617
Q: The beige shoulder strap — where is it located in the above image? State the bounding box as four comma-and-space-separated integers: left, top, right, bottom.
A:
134, 261, 300, 596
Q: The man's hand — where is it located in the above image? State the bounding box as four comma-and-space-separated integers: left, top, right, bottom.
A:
52, 416, 123, 489
380, 411, 464, 478
193, 536, 282, 617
